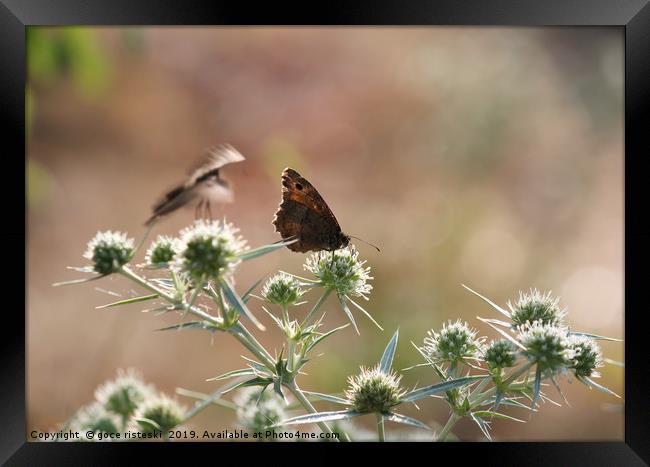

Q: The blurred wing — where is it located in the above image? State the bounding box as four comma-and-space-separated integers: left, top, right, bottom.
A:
146, 184, 199, 226
197, 178, 235, 203
185, 145, 245, 187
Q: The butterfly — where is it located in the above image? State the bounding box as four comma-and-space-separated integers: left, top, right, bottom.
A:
145, 145, 245, 226
272, 168, 352, 253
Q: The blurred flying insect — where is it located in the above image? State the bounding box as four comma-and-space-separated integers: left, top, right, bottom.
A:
145, 145, 245, 226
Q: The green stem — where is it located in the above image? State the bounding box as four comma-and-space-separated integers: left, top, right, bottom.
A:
469, 361, 534, 407
436, 361, 535, 442
120, 266, 275, 371
185, 281, 203, 314
281, 305, 290, 327
301, 289, 331, 328
179, 389, 238, 424
287, 340, 295, 373
170, 269, 185, 297
121, 266, 339, 440
212, 284, 228, 313
228, 322, 276, 371
436, 412, 460, 441
232, 321, 274, 362
286, 381, 337, 440
120, 267, 220, 325
376, 413, 385, 442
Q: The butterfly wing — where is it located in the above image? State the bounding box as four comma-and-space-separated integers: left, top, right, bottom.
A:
272, 168, 345, 252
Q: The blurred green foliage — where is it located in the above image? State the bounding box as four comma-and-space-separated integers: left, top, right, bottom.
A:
28, 27, 111, 96
26, 27, 113, 136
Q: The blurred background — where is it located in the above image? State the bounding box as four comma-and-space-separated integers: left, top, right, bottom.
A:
27, 27, 623, 441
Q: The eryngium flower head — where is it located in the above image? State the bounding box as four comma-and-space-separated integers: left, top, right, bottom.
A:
517, 322, 572, 372
345, 364, 405, 413
145, 235, 177, 266
508, 289, 566, 328
132, 394, 185, 433
70, 402, 121, 435
83, 231, 134, 274
484, 339, 518, 370
423, 320, 484, 364
261, 272, 305, 307
304, 247, 373, 299
174, 220, 247, 282
234, 387, 286, 432
94, 368, 155, 419
568, 335, 603, 378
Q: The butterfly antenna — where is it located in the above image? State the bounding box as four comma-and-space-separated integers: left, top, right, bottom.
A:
348, 235, 381, 253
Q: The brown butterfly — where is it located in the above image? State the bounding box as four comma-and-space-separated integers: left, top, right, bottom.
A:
272, 168, 353, 253
145, 145, 245, 226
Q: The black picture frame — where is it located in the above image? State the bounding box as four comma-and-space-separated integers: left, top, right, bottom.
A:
6, 1, 649, 465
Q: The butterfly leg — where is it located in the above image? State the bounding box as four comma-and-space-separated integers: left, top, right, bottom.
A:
206, 200, 212, 221
329, 250, 335, 269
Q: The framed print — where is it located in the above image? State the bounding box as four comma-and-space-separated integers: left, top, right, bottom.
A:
5, 0, 650, 464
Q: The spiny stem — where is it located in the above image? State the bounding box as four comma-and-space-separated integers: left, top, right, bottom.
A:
230, 322, 275, 368
120, 267, 217, 323
281, 305, 290, 327
286, 381, 337, 440
120, 266, 276, 371
301, 289, 331, 328
179, 389, 238, 424
436, 361, 535, 441
185, 281, 203, 315
287, 339, 296, 373
469, 361, 534, 407
376, 413, 385, 442
120, 266, 337, 439
436, 412, 459, 441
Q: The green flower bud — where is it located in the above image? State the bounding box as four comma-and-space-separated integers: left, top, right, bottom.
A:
304, 247, 372, 298
70, 402, 121, 435
235, 387, 287, 432
261, 272, 305, 306
94, 368, 154, 419
569, 335, 602, 378
83, 231, 134, 274
508, 289, 566, 328
145, 235, 177, 266
132, 394, 185, 434
174, 220, 247, 282
345, 365, 405, 413
423, 320, 484, 364
517, 322, 572, 372
484, 339, 517, 370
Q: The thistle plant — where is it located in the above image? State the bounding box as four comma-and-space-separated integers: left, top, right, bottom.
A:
55, 220, 380, 439
296, 247, 381, 334
234, 387, 288, 433
130, 395, 186, 435
53, 218, 622, 442
45, 369, 184, 441
144, 235, 177, 267
276, 330, 483, 441
83, 231, 134, 275
94, 368, 155, 427
411, 285, 623, 441
508, 289, 566, 328
422, 320, 485, 371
